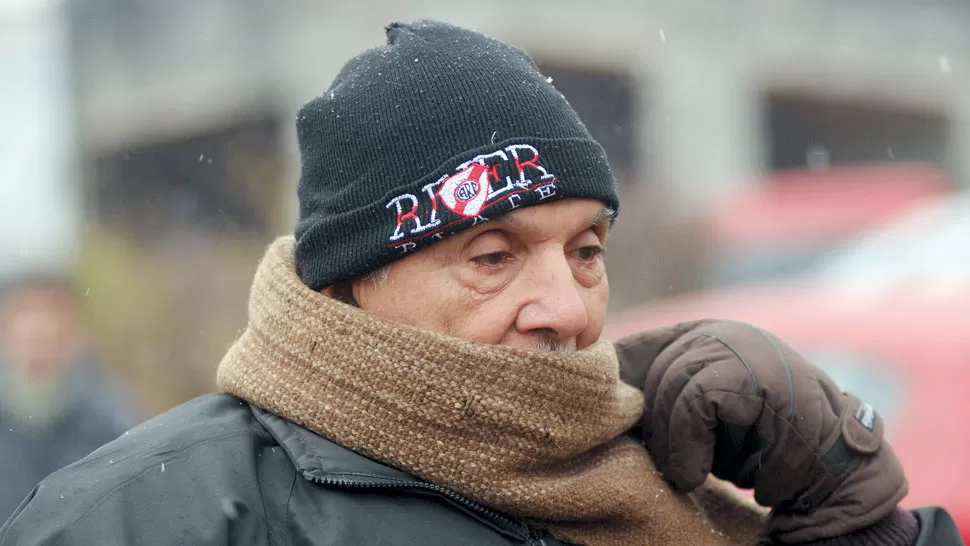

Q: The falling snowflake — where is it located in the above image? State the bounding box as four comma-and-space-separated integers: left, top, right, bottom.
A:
222, 497, 240, 519
806, 144, 831, 171
938, 55, 952, 74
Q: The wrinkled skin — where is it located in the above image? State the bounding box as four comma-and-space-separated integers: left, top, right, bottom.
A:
328, 198, 611, 350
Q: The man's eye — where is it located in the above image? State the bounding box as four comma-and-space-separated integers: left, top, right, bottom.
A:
573, 246, 604, 261
472, 252, 512, 267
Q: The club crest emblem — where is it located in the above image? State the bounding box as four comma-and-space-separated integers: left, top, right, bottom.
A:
437, 164, 490, 218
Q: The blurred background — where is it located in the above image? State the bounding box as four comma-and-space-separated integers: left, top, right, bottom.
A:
2, 0, 969, 537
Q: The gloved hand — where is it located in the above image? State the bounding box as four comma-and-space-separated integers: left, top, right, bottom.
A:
614, 319, 909, 544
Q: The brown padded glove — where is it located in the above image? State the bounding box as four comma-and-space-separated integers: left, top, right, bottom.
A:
614, 319, 909, 544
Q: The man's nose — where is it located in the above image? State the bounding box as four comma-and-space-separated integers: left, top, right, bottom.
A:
514, 252, 588, 342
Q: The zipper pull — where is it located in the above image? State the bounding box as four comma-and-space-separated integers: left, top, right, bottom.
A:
526, 526, 548, 546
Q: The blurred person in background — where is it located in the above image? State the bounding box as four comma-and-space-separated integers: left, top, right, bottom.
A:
0, 275, 136, 522
1, 21, 961, 545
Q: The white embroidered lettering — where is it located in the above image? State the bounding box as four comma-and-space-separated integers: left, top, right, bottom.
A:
384, 143, 562, 247
421, 179, 444, 227
508, 144, 554, 188
534, 183, 557, 200
456, 149, 509, 171
395, 242, 418, 254
386, 194, 423, 242
487, 172, 516, 200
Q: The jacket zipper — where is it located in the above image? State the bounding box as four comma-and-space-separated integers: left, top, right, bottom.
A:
305, 473, 546, 545
528, 526, 548, 546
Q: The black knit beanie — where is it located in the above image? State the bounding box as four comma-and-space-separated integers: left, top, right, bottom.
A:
294, 20, 619, 290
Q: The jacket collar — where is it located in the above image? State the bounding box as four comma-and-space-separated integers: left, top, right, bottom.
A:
248, 403, 546, 543
250, 404, 417, 483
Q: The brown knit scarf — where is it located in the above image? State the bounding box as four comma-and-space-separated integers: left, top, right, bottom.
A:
217, 237, 768, 545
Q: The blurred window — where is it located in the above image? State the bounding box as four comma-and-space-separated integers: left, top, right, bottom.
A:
89, 117, 284, 238
533, 62, 638, 180
766, 93, 949, 171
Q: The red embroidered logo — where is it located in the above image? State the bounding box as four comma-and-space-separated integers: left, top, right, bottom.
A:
438, 164, 490, 218
385, 143, 559, 253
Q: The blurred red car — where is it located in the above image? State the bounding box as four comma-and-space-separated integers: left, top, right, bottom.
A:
605, 281, 970, 539
605, 193, 970, 540
708, 162, 951, 286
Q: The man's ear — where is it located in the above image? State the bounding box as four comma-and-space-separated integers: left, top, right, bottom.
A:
323, 283, 357, 306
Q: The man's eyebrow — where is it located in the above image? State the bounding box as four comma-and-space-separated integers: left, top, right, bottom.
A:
592, 206, 617, 228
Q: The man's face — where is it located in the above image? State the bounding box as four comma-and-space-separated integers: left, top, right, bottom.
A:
346, 198, 611, 350
0, 284, 80, 377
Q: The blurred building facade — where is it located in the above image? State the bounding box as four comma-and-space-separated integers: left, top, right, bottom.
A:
69, 0, 970, 215
1, 0, 80, 283
8, 0, 970, 413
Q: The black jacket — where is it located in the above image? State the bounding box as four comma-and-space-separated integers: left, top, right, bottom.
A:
1, 394, 564, 545
1, 394, 962, 545
0, 362, 136, 523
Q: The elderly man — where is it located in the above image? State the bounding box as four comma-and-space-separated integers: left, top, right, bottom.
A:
1, 20, 961, 546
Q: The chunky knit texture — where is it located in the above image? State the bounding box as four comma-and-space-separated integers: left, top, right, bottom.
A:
294, 20, 619, 290
217, 237, 768, 545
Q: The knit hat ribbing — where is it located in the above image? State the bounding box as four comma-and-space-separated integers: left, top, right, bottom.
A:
294, 20, 619, 290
